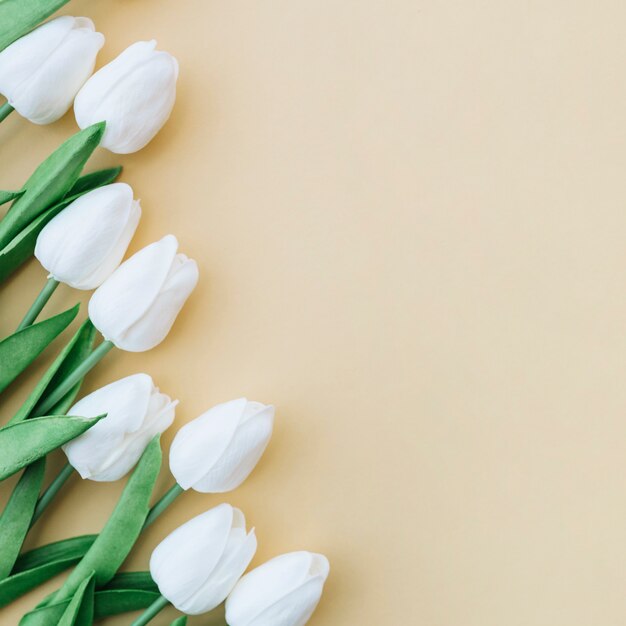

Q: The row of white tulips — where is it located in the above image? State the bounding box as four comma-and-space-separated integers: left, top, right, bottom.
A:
0, 15, 177, 153
0, 11, 329, 626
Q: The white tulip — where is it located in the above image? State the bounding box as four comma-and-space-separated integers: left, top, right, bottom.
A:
170, 398, 274, 494
226, 552, 330, 626
34, 183, 141, 290
74, 40, 178, 154
150, 504, 257, 615
88, 235, 198, 352
0, 16, 104, 124
63, 373, 176, 482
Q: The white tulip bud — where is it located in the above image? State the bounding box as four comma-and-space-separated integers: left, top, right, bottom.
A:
150, 504, 257, 615
74, 40, 178, 154
226, 552, 330, 626
0, 16, 104, 124
62, 373, 176, 482
170, 398, 274, 493
88, 235, 198, 352
34, 183, 141, 290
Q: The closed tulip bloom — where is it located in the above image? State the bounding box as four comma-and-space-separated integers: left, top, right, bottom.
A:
150, 504, 257, 615
34, 183, 141, 290
74, 40, 178, 153
226, 552, 330, 626
63, 373, 176, 481
170, 398, 274, 493
88, 234, 198, 352
0, 16, 104, 124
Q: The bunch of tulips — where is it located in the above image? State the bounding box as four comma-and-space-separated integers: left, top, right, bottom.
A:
0, 2, 330, 625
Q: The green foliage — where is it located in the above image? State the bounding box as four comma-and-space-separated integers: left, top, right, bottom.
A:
0, 305, 78, 395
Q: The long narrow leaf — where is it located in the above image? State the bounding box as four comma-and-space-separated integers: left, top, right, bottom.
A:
0, 557, 79, 608
0, 415, 103, 481
0, 190, 24, 206
13, 535, 96, 574
10, 319, 96, 425
50, 437, 162, 603
0, 459, 45, 579
0, 0, 70, 52
19, 589, 161, 625
0, 304, 78, 394
0, 123, 105, 250
58, 572, 94, 626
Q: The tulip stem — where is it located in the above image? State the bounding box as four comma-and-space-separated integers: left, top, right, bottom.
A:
143, 482, 184, 530
130, 594, 170, 626
17, 278, 60, 331
34, 338, 114, 416
0, 102, 13, 123
30, 462, 74, 528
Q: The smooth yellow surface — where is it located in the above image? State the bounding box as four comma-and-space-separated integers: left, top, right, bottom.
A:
3, 1, 626, 624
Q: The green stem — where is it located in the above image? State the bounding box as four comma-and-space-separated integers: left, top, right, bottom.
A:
143, 483, 184, 530
131, 594, 170, 626
17, 278, 60, 331
0, 102, 14, 123
30, 462, 74, 527
34, 339, 114, 416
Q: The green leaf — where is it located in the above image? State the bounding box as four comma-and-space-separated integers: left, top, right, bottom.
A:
0, 123, 105, 250
102, 571, 157, 593
10, 320, 96, 425
0, 415, 103, 481
0, 459, 45, 579
0, 556, 80, 608
58, 571, 94, 626
0, 0, 70, 52
51, 437, 162, 603
0, 537, 96, 608
68, 166, 122, 197
0, 166, 120, 284
0, 189, 24, 206
19, 589, 161, 625
0, 305, 78, 395
171, 617, 188, 626
13, 535, 96, 574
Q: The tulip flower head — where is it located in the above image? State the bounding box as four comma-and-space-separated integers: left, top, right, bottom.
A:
226, 552, 330, 626
150, 504, 257, 615
0, 16, 104, 124
35, 183, 141, 290
74, 40, 178, 153
170, 398, 275, 493
88, 234, 198, 352
63, 373, 176, 482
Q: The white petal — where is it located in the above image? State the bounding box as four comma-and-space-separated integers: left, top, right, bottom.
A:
192, 404, 274, 493
0, 17, 76, 97
88, 235, 182, 351
35, 183, 139, 289
150, 504, 236, 608
75, 40, 178, 153
62, 373, 159, 481
169, 398, 248, 490
226, 553, 329, 626
0, 16, 104, 124
182, 528, 257, 615
118, 253, 198, 351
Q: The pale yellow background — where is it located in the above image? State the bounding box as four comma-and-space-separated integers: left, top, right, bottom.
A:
2, 0, 626, 624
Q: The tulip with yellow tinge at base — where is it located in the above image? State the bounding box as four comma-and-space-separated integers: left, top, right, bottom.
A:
62, 373, 176, 482
88, 235, 199, 352
170, 398, 275, 493
35, 183, 141, 290
0, 16, 104, 124
225, 552, 330, 626
74, 40, 178, 154
149, 504, 257, 616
